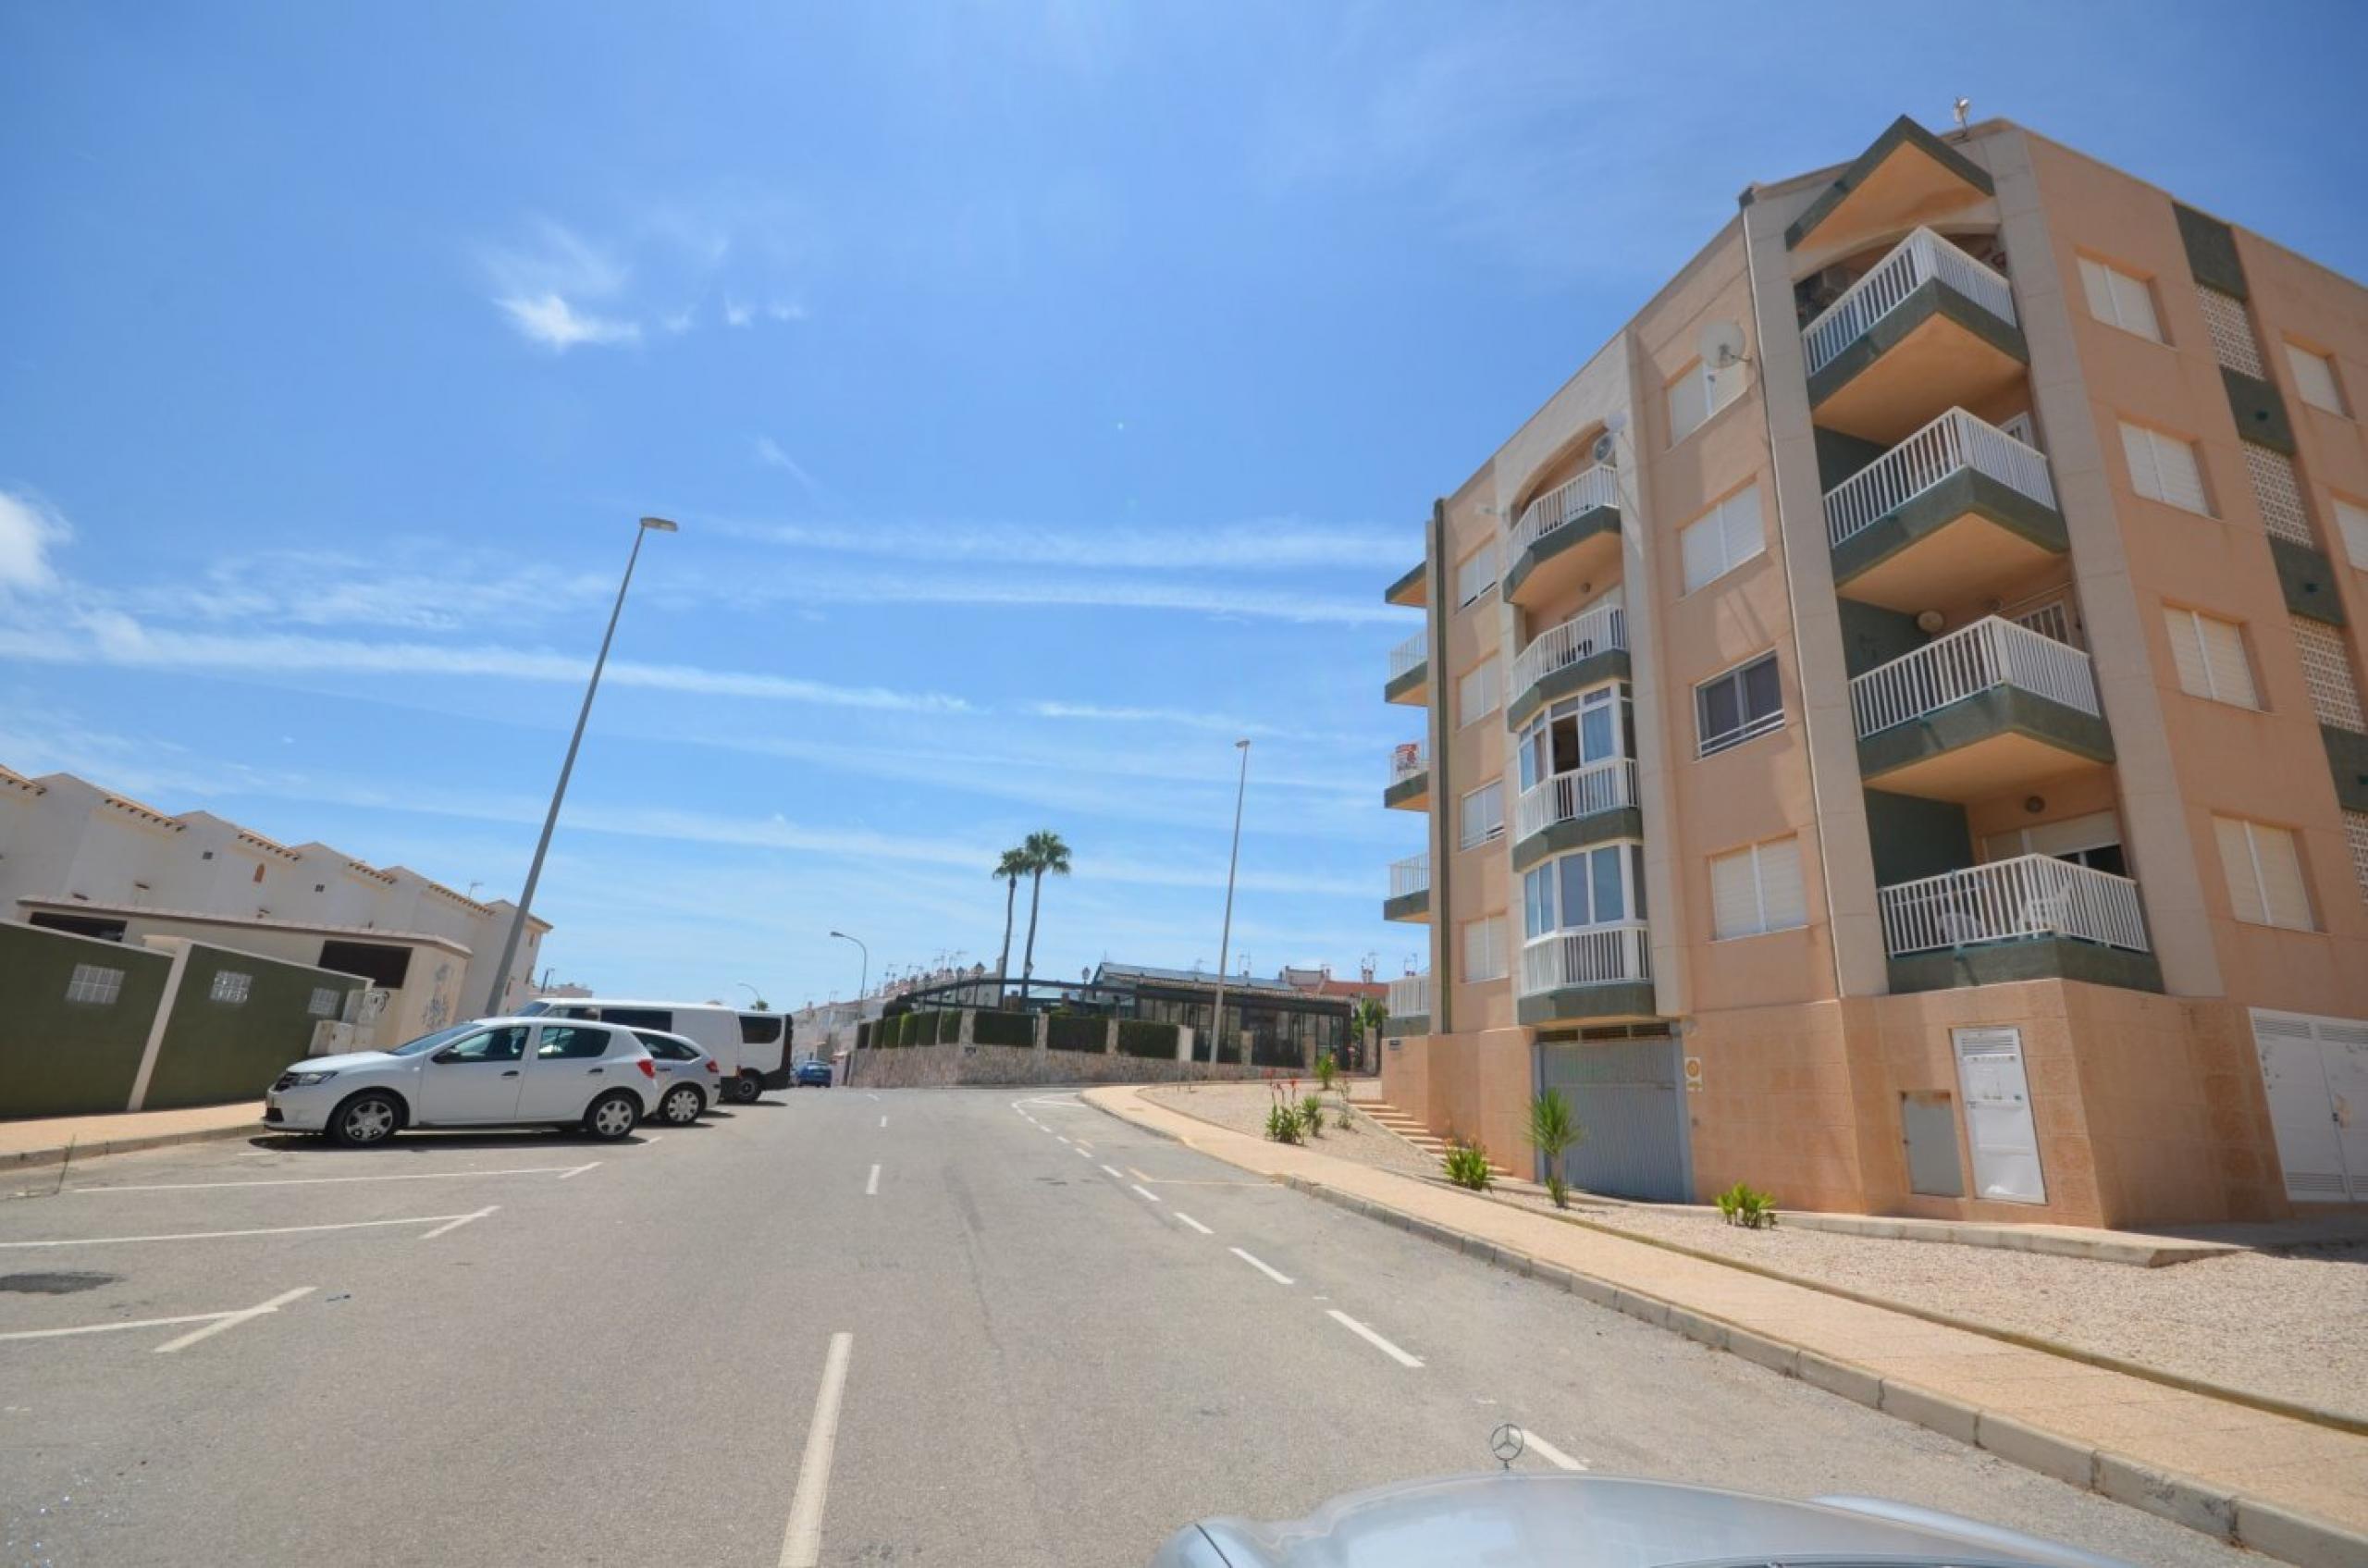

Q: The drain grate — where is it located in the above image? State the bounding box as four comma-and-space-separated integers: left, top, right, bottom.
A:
0, 1271, 120, 1295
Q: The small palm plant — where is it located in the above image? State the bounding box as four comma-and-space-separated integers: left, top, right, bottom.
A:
1442, 1139, 1493, 1191
1526, 1089, 1583, 1210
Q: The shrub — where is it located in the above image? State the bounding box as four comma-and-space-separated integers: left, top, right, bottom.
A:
972, 1008, 1034, 1048
1264, 1103, 1303, 1144
1116, 1019, 1178, 1058
1314, 1053, 1338, 1093
1716, 1182, 1778, 1229
1526, 1089, 1584, 1210
1297, 1093, 1326, 1138
1047, 1013, 1105, 1053
1442, 1140, 1493, 1191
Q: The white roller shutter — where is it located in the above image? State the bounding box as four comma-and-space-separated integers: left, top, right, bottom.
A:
2334, 498, 2368, 570
2163, 608, 2259, 708
1710, 837, 1806, 939
2121, 423, 2209, 514
2286, 344, 2345, 414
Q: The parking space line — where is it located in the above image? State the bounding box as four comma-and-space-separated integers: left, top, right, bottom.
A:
78, 1164, 594, 1193
639, 1135, 664, 1148
1513, 1428, 1587, 1471
0, 1213, 491, 1249
557, 1162, 600, 1179
154, 1286, 315, 1354
418, 1205, 499, 1241
1098, 1164, 1125, 1180
1326, 1309, 1422, 1367
878, 1115, 887, 1129
1128, 1183, 1161, 1204
1, 1307, 264, 1344
777, 1331, 854, 1568
864, 1164, 881, 1197
1072, 1148, 1091, 1159
1171, 1211, 1214, 1236
1228, 1247, 1293, 1286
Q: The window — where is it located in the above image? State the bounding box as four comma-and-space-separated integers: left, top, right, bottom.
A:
1522, 843, 1646, 937
740, 1013, 784, 1044
65, 963, 125, 1005
536, 1024, 612, 1060
2118, 422, 2210, 514
1458, 782, 1505, 849
1678, 484, 1765, 594
638, 1032, 697, 1060
2291, 617, 2366, 732
306, 986, 342, 1019
1457, 658, 1500, 728
1455, 542, 1498, 608
2334, 497, 2368, 570
1695, 652, 1782, 757
2242, 442, 2313, 545
440, 1025, 530, 1062
1666, 355, 1743, 444
1516, 683, 1632, 793
2196, 286, 2263, 377
2287, 342, 2347, 416
1709, 837, 1809, 939
317, 939, 412, 989
2162, 608, 2260, 709
209, 970, 253, 1005
2346, 812, 2368, 909
2078, 257, 2162, 342
2214, 816, 2313, 931
1461, 918, 1508, 983
596, 1006, 672, 1031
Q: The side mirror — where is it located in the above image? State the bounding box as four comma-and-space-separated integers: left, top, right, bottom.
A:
431, 1048, 462, 1065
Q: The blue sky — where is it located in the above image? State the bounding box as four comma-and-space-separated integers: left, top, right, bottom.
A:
4, 3, 2364, 1009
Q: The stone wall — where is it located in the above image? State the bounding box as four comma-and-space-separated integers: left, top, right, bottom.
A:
845, 1043, 1297, 1091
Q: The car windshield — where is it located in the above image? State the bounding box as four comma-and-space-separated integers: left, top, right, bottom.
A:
382, 1025, 475, 1057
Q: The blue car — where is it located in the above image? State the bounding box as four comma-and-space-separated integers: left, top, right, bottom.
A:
792, 1057, 833, 1088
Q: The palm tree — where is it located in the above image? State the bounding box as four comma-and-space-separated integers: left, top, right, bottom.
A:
1017, 829, 1072, 1003
992, 846, 1030, 995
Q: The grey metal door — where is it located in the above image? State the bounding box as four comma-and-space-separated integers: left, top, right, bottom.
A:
1536, 1036, 1687, 1202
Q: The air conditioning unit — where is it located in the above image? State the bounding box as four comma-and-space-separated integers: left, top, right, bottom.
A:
1590, 432, 1618, 465
309, 1020, 357, 1056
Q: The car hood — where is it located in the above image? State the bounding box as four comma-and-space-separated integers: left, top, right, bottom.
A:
1168, 1474, 2133, 1568
283, 1050, 403, 1075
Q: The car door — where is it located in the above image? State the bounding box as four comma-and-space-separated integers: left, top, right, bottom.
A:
414, 1024, 531, 1124
518, 1023, 623, 1120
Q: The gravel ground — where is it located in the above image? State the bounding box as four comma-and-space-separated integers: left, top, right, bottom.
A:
1141, 1083, 2368, 1422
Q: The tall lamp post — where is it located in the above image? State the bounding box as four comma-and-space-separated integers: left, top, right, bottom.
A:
1206, 738, 1251, 1065
482, 514, 676, 1016
829, 930, 869, 1000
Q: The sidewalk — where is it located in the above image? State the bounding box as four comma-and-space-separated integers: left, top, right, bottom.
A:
1, 1100, 263, 1169
1088, 1084, 2368, 1568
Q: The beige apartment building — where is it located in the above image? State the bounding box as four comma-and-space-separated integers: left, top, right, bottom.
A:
1377, 115, 2368, 1228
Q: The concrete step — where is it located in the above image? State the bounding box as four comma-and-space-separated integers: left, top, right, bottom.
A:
1359, 1103, 1512, 1175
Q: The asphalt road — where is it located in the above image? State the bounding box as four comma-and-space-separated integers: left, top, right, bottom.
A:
0, 1085, 2255, 1567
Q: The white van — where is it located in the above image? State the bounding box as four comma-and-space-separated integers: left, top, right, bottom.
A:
516, 998, 793, 1103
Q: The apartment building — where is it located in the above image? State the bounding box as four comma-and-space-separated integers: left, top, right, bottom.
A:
1378, 116, 2368, 1228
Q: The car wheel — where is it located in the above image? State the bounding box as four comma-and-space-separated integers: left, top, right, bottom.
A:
584, 1091, 641, 1141
328, 1091, 401, 1147
730, 1074, 762, 1104
660, 1083, 705, 1125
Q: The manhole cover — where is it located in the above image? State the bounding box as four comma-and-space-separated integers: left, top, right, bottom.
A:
0, 1271, 118, 1295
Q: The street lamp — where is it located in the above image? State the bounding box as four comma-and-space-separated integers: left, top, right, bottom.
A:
482, 514, 676, 1016
736, 982, 766, 1008
1207, 739, 1251, 1066
829, 930, 869, 1000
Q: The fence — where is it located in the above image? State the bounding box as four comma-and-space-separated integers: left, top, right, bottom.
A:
1388, 631, 1426, 680
1514, 758, 1638, 839
1822, 407, 2056, 549
1386, 971, 1430, 1019
1877, 853, 2150, 957
1511, 599, 1628, 699
1849, 615, 2098, 737
1388, 853, 1429, 898
1801, 226, 2016, 377
1519, 922, 1652, 995
1509, 463, 1620, 559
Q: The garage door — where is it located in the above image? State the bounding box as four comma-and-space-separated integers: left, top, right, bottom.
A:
2250, 1010, 2368, 1203
1536, 1036, 1689, 1202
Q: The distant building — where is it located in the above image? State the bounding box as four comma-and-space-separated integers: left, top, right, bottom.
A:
1090, 962, 1351, 1068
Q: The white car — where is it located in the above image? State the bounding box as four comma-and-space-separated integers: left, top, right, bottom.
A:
629, 1028, 723, 1125
264, 1018, 660, 1146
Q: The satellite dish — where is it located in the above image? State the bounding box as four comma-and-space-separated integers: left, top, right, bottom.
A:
1698, 320, 1748, 370
1590, 432, 1618, 465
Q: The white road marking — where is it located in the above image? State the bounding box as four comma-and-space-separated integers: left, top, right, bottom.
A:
864, 1164, 881, 1197
1513, 1428, 1587, 1472
1128, 1183, 1162, 1204
1073, 1148, 1091, 1159
1326, 1309, 1423, 1367
0, 1213, 488, 1249
0, 1287, 308, 1346
1055, 1135, 1072, 1145
777, 1331, 854, 1568
1172, 1211, 1214, 1236
1075, 1142, 1094, 1154
1228, 1247, 1294, 1286
1099, 1164, 1125, 1180
418, 1205, 499, 1241
154, 1287, 316, 1354
78, 1164, 590, 1193
878, 1116, 887, 1129
639, 1135, 664, 1148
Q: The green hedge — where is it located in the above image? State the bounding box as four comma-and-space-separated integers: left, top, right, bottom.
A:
972, 1008, 1034, 1048
1046, 1013, 1106, 1053
1116, 1019, 1179, 1059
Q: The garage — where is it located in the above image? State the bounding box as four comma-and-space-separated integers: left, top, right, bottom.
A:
2250, 1009, 2368, 1203
1536, 1034, 1690, 1202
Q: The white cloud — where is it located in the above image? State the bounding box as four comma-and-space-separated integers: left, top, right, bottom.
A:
765, 300, 807, 322
718, 514, 1412, 573
723, 298, 754, 327
738, 568, 1401, 626
0, 489, 70, 593
752, 437, 820, 492
1027, 701, 1364, 747
483, 217, 641, 350
495, 292, 640, 351
660, 306, 697, 334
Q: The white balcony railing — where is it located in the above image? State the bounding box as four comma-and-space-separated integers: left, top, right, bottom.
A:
1849, 616, 2097, 738
1801, 227, 2016, 377
1388, 853, 1429, 900
1509, 464, 1621, 560
1389, 740, 1428, 784
1880, 854, 2149, 957
1514, 759, 1639, 839
1823, 408, 2056, 549
1388, 630, 1427, 681
1511, 599, 1628, 700
1387, 971, 1431, 1019
1520, 922, 1652, 996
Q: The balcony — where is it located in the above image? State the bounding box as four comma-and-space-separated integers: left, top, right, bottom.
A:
1880, 853, 2162, 994
1503, 465, 1620, 609
1803, 228, 2028, 444
1825, 409, 2068, 611
1386, 561, 1427, 609
1511, 759, 1640, 870
1385, 740, 1430, 811
1384, 853, 1429, 923
1516, 922, 1655, 1026
1507, 599, 1628, 728
1386, 629, 1429, 706
1851, 616, 2113, 801
1385, 971, 1430, 1033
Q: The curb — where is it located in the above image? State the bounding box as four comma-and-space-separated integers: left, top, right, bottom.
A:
3, 1119, 261, 1172
1088, 1092, 2368, 1568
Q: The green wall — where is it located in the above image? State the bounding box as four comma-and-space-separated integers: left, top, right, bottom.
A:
1836, 599, 1928, 679
0, 923, 172, 1119
1863, 789, 1973, 887
1814, 426, 1889, 492
143, 944, 365, 1111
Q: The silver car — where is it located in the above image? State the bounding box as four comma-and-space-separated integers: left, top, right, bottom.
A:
1148, 1473, 2132, 1568
631, 1028, 724, 1125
